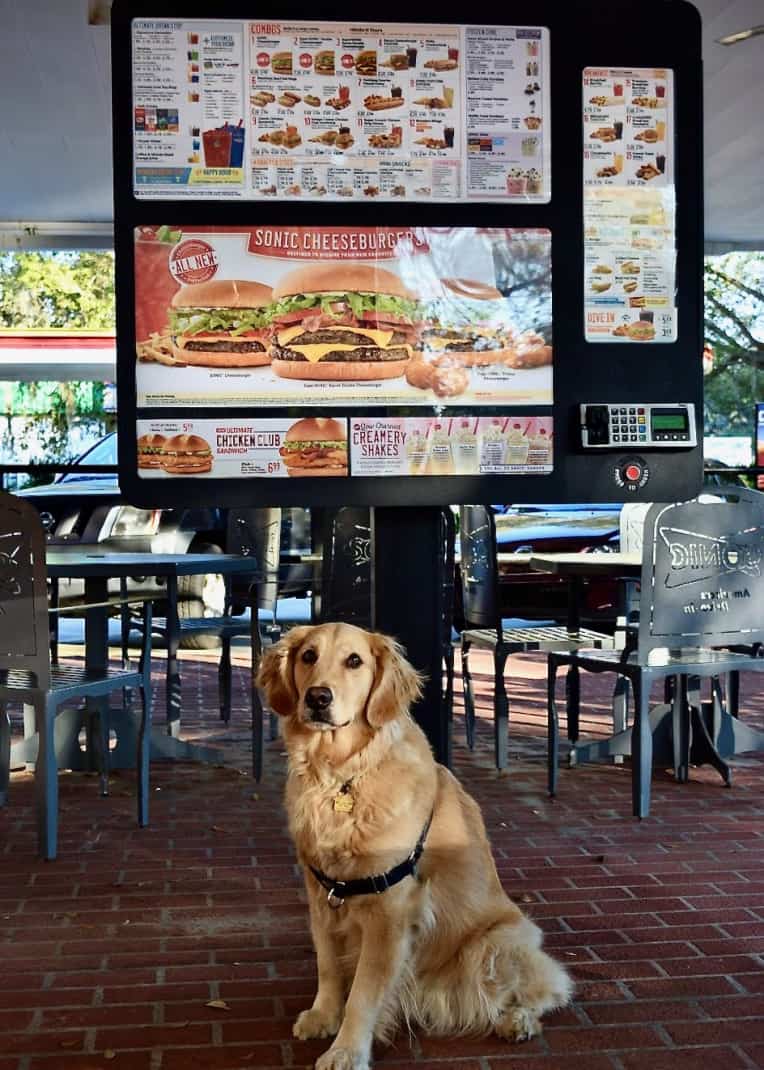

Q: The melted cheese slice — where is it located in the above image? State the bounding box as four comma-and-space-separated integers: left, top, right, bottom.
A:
277, 324, 395, 348
283, 342, 412, 364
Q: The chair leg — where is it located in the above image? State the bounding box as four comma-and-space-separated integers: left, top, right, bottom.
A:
672, 675, 690, 783
0, 703, 10, 807
547, 656, 560, 797
252, 679, 264, 783
461, 638, 476, 750
631, 673, 652, 820
268, 711, 279, 741
137, 681, 152, 828
35, 695, 58, 860
565, 663, 580, 743
727, 671, 740, 719
219, 636, 232, 724
493, 647, 510, 770
96, 697, 110, 798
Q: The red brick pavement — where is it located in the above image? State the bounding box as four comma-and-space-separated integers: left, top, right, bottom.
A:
1, 647, 763, 1069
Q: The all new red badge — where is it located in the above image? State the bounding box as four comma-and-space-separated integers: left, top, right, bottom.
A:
169, 239, 219, 285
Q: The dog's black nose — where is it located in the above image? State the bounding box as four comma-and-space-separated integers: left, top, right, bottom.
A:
305, 686, 333, 713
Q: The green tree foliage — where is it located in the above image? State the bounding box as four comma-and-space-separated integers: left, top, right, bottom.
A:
704, 252, 764, 435
0, 251, 116, 473
0, 250, 115, 329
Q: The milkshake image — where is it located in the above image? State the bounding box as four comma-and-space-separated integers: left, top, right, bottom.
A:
527, 426, 552, 467
428, 422, 454, 476
479, 418, 507, 469
406, 426, 429, 475
453, 419, 479, 475
506, 422, 529, 466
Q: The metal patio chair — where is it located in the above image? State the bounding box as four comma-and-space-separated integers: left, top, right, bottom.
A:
547, 489, 764, 818
458, 504, 614, 769
0, 492, 153, 860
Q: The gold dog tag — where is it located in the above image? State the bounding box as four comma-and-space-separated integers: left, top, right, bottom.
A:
333, 782, 354, 813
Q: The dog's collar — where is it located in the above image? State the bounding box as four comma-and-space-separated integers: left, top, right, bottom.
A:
309, 811, 434, 909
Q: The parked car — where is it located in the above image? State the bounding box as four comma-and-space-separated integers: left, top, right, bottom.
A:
19, 433, 313, 645
453, 503, 622, 630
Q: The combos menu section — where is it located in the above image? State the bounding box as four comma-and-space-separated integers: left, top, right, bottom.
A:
131, 19, 550, 203
582, 67, 677, 343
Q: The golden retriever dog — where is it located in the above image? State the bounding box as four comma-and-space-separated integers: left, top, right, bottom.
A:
257, 622, 572, 1070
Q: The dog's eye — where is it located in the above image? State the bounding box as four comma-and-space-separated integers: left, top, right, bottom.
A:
301, 648, 318, 665
346, 653, 362, 669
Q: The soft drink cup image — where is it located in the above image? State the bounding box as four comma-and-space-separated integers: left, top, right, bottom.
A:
406, 46, 418, 67
656, 84, 666, 98
229, 124, 245, 167
203, 128, 232, 167
656, 153, 666, 172
444, 126, 454, 147
614, 82, 624, 96
448, 47, 459, 62
134, 231, 181, 343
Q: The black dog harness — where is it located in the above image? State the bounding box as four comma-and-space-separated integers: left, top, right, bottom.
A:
309, 812, 434, 909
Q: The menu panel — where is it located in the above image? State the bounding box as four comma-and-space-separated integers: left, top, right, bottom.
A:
131, 19, 550, 202
135, 413, 552, 480
582, 67, 677, 343
134, 225, 553, 410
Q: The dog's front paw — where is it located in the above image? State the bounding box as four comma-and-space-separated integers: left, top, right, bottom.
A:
496, 1006, 542, 1043
294, 1006, 342, 1040
315, 1046, 370, 1070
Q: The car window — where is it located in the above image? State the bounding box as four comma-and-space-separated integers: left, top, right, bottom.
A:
59, 434, 117, 482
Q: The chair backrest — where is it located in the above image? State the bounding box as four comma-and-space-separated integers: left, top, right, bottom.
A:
0, 492, 50, 688
458, 505, 500, 632
318, 507, 372, 627
619, 501, 652, 555
226, 508, 281, 612
638, 488, 764, 656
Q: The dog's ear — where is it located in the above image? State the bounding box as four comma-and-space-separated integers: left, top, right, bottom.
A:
366, 633, 424, 728
256, 626, 313, 717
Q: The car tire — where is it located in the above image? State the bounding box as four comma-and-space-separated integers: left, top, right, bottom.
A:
177, 542, 226, 649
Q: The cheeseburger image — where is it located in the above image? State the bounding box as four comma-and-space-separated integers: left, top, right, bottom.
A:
160, 434, 213, 475
420, 278, 516, 366
169, 280, 273, 367
314, 49, 335, 75
269, 263, 418, 381
137, 432, 167, 469
279, 417, 348, 476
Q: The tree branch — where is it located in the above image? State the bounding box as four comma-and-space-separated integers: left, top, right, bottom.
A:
705, 264, 764, 306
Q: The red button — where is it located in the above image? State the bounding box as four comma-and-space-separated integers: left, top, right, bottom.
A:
625, 463, 642, 482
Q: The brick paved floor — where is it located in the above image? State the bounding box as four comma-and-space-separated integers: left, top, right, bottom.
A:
1, 645, 764, 1070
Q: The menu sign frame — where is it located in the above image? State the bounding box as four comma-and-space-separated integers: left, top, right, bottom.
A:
112, 0, 704, 508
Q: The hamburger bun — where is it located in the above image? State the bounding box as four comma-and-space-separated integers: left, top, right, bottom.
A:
161, 433, 213, 476
171, 279, 273, 310
440, 277, 503, 302
272, 262, 412, 301
169, 344, 272, 368
272, 357, 412, 381
137, 432, 167, 469
280, 417, 348, 476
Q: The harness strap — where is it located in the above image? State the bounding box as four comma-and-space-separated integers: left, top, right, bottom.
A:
309, 811, 434, 907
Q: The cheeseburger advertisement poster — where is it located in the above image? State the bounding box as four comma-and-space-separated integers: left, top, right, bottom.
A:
134, 225, 553, 408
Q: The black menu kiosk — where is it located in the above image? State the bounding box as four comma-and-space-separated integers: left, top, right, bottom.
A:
112, 1, 703, 763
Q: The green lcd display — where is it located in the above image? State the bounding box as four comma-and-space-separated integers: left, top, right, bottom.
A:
652, 412, 687, 431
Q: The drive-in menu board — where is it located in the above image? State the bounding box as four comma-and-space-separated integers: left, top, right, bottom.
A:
132, 19, 550, 202
582, 67, 677, 343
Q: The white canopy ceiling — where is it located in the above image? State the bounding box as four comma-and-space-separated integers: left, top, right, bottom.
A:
0, 0, 762, 246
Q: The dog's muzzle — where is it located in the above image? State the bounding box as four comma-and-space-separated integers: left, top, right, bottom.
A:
304, 686, 341, 726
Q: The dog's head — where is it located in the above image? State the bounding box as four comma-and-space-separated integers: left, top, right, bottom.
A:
257, 622, 423, 733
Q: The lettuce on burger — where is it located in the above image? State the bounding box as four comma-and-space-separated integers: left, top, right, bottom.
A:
420, 278, 516, 366
269, 263, 419, 381
170, 280, 273, 367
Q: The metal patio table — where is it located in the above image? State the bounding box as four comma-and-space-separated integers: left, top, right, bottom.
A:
12, 550, 258, 771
